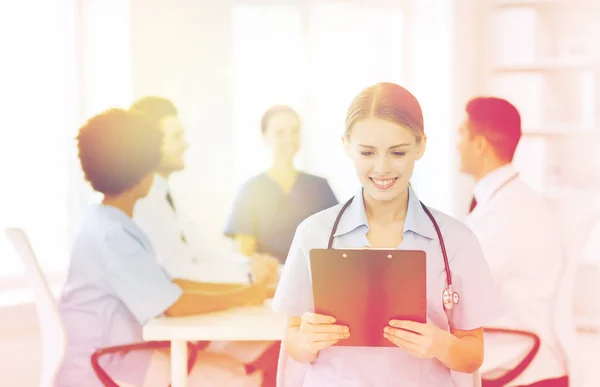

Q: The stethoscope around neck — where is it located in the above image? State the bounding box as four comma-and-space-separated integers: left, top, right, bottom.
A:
327, 194, 460, 311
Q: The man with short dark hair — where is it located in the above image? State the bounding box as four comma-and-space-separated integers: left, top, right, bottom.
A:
457, 97, 569, 386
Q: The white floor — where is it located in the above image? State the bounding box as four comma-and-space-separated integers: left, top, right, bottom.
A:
576, 331, 600, 387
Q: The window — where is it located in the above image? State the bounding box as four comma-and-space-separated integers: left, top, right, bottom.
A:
0, 0, 77, 280
0, 0, 132, 303
81, 0, 133, 117
231, 5, 304, 186
305, 3, 404, 199
76, 0, 134, 209
404, 1, 453, 210
231, 2, 405, 199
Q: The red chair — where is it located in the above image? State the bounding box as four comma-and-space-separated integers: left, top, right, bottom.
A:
91, 341, 208, 387
481, 328, 541, 387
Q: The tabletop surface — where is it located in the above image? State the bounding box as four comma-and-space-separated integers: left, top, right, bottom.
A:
143, 302, 285, 342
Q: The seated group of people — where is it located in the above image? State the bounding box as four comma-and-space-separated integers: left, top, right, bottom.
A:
55, 98, 337, 386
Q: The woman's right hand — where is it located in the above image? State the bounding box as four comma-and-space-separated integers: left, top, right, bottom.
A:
298, 312, 350, 354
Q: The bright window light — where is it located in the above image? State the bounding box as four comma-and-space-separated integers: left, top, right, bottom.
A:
0, 0, 132, 287
0, 0, 77, 278
231, 5, 304, 187
306, 3, 404, 199
231, 3, 404, 198
81, 0, 133, 118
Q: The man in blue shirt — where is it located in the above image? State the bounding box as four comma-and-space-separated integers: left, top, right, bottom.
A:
56, 109, 271, 386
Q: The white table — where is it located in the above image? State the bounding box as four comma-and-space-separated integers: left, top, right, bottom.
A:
143, 304, 285, 387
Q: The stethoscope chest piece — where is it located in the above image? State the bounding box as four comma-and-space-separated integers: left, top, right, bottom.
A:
442, 285, 459, 311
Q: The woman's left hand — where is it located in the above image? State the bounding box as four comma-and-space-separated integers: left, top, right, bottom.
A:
383, 320, 453, 359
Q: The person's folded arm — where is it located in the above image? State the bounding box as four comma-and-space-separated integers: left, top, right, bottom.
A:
165, 280, 273, 317
172, 278, 248, 292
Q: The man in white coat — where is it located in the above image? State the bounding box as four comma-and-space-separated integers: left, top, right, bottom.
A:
131, 97, 280, 387
457, 97, 569, 387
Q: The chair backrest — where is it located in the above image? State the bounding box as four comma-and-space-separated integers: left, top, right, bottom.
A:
4, 228, 67, 387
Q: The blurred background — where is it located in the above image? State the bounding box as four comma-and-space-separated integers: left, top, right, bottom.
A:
1, 0, 599, 385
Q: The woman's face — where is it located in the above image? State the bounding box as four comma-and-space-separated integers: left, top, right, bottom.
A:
344, 117, 426, 203
263, 112, 301, 162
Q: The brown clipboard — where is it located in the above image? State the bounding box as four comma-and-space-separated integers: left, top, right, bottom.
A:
310, 248, 427, 347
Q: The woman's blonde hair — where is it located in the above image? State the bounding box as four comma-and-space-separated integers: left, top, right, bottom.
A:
345, 82, 424, 141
